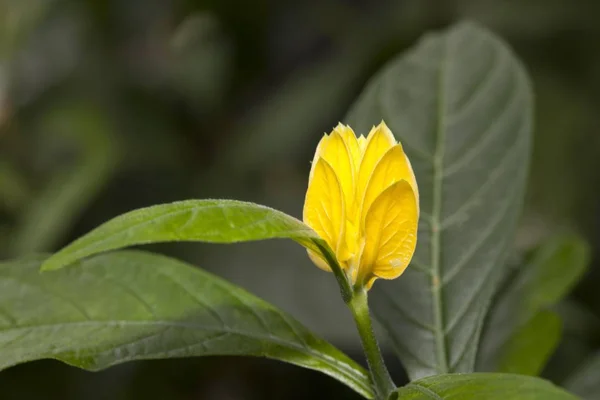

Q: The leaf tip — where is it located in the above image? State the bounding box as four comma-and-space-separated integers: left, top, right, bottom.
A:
39, 257, 65, 272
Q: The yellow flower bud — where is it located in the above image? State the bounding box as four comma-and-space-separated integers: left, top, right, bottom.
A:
303, 122, 419, 289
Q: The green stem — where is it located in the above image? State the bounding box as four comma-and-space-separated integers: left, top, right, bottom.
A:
315, 241, 353, 303
348, 287, 396, 399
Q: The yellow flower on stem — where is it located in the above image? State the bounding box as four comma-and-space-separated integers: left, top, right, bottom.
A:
303, 121, 419, 289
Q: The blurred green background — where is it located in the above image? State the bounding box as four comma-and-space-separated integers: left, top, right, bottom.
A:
1, 0, 600, 399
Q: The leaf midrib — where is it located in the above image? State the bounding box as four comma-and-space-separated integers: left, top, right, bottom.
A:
430, 32, 449, 374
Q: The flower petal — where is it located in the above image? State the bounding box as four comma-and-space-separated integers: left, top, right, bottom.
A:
311, 130, 355, 209
359, 180, 418, 288
303, 157, 347, 266
334, 123, 361, 172
309, 134, 328, 182
357, 135, 367, 152
362, 144, 419, 226
356, 122, 396, 208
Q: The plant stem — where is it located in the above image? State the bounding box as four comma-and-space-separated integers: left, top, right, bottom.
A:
315, 241, 353, 303
348, 287, 396, 399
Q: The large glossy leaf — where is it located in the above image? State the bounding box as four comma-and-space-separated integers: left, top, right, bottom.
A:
41, 200, 323, 272
478, 234, 590, 372
390, 373, 578, 399
346, 21, 533, 378
0, 251, 374, 399
564, 351, 600, 400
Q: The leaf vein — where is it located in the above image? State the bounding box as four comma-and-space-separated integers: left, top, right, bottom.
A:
439, 133, 524, 230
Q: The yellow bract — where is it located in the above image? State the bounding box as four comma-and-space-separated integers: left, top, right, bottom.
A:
303, 121, 419, 289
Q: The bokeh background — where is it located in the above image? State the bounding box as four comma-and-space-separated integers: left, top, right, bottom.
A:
1, 0, 600, 399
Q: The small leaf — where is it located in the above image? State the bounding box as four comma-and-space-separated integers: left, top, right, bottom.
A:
478, 234, 590, 372
347, 21, 533, 378
497, 310, 562, 376
563, 351, 600, 400
0, 252, 374, 399
390, 373, 578, 399
41, 200, 321, 271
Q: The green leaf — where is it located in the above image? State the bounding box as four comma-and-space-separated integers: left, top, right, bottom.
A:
564, 351, 600, 400
41, 200, 320, 272
497, 310, 562, 376
390, 373, 578, 399
41, 198, 353, 302
478, 234, 590, 372
0, 251, 374, 399
346, 21, 533, 378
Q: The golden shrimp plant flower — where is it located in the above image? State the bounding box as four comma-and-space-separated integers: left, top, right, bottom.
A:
303, 122, 419, 289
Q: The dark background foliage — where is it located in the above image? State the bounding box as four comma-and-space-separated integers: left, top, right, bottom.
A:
1, 0, 600, 398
